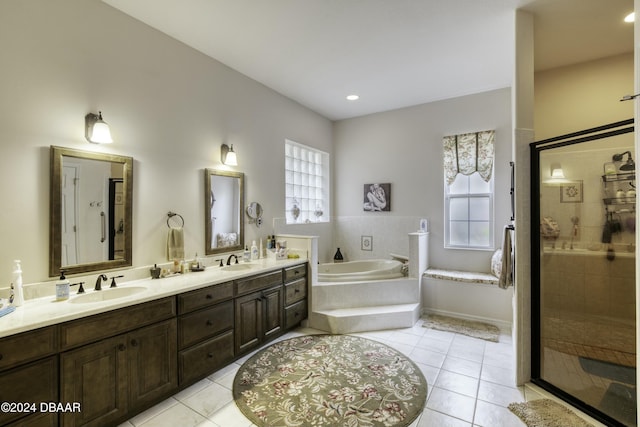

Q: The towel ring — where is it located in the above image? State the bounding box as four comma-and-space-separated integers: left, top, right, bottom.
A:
167, 212, 184, 229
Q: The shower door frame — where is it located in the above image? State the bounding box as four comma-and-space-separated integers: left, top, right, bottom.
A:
530, 118, 635, 427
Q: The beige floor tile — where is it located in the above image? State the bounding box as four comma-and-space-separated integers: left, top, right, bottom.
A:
180, 382, 233, 418
138, 403, 207, 427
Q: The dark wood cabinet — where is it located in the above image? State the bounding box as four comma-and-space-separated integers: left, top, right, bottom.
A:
128, 319, 177, 409
284, 264, 308, 329
0, 327, 58, 427
235, 285, 284, 355
0, 262, 308, 427
60, 334, 128, 427
177, 281, 234, 386
60, 314, 177, 427
0, 356, 58, 426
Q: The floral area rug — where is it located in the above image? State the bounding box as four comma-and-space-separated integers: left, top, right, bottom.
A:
233, 334, 427, 427
422, 314, 500, 342
508, 399, 595, 427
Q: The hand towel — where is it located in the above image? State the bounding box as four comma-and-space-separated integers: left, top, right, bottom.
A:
167, 227, 185, 261
499, 225, 513, 289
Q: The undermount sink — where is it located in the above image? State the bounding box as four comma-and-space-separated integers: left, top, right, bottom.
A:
221, 263, 254, 272
69, 286, 148, 304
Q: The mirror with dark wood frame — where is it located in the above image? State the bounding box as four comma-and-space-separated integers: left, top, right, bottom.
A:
204, 169, 244, 256
50, 145, 133, 276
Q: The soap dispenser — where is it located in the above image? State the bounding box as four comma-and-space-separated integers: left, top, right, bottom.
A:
11, 260, 24, 307
56, 270, 70, 301
251, 240, 259, 260
243, 245, 251, 262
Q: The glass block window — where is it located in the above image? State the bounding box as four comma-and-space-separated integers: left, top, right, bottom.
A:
285, 139, 330, 224
444, 171, 494, 249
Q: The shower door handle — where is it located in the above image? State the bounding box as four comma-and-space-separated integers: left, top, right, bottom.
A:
100, 211, 106, 243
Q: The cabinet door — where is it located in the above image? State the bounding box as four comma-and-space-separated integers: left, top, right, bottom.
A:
61, 335, 128, 427
263, 286, 283, 341
235, 292, 262, 354
0, 357, 58, 426
128, 319, 178, 409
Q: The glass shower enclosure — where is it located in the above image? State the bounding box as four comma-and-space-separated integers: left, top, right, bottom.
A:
531, 119, 636, 426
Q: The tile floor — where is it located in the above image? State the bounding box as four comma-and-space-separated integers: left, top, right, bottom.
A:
119, 324, 606, 427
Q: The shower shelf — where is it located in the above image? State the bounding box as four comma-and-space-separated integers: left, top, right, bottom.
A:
601, 173, 635, 182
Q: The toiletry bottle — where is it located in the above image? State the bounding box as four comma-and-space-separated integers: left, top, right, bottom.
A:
271, 235, 276, 249
56, 270, 70, 301
243, 245, 251, 262
11, 260, 24, 307
251, 240, 259, 260
266, 235, 272, 250
333, 248, 344, 263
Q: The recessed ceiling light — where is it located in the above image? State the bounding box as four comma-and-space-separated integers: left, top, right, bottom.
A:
624, 12, 635, 23
346, 94, 359, 101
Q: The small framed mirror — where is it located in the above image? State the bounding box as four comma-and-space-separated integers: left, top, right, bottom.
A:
50, 146, 133, 276
205, 169, 244, 255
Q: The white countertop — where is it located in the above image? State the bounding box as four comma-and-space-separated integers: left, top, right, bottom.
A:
0, 258, 307, 339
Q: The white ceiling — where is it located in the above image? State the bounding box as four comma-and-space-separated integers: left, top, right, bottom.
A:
102, 0, 634, 121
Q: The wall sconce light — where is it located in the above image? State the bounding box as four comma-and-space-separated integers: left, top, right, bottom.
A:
221, 143, 237, 166
85, 111, 113, 144
612, 151, 635, 171
550, 163, 565, 179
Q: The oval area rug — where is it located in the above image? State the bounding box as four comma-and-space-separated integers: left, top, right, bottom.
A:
233, 334, 427, 427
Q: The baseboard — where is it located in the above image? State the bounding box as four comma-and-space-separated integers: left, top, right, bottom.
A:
422, 307, 512, 334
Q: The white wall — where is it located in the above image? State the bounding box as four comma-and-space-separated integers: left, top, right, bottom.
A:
0, 0, 333, 283
333, 88, 513, 272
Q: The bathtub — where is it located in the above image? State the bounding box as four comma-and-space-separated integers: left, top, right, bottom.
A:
317, 259, 404, 282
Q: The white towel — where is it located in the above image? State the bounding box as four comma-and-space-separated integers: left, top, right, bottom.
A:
167, 227, 185, 261
498, 225, 513, 289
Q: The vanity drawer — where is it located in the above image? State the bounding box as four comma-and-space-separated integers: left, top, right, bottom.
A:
284, 263, 307, 283
284, 278, 307, 306
178, 281, 233, 314
178, 301, 234, 349
179, 330, 234, 385
0, 356, 58, 426
60, 296, 176, 350
235, 271, 282, 296
0, 326, 57, 371
285, 300, 307, 329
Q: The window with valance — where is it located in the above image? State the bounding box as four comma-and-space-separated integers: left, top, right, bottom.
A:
443, 130, 495, 249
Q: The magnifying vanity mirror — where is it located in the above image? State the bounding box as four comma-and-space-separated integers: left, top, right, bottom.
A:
246, 202, 263, 227
205, 169, 244, 255
49, 146, 133, 276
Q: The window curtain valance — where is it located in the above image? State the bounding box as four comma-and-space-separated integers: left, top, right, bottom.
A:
443, 130, 495, 185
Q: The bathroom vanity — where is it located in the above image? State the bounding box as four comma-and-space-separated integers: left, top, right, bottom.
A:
0, 260, 308, 427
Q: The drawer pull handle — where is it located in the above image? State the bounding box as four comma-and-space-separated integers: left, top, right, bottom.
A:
206, 320, 213, 326
0, 354, 3, 361
206, 294, 213, 300
207, 352, 214, 359
294, 289, 300, 293
118, 344, 126, 352
131, 339, 138, 347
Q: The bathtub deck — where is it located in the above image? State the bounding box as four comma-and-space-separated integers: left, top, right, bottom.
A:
312, 303, 421, 334
310, 277, 421, 334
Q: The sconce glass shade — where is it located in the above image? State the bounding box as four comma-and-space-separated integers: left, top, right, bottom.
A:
550, 163, 565, 179
85, 111, 113, 144
221, 143, 238, 166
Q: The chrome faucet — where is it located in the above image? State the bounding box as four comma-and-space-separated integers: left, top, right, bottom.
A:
95, 274, 108, 291
226, 254, 239, 265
